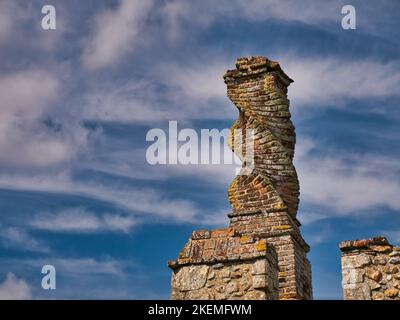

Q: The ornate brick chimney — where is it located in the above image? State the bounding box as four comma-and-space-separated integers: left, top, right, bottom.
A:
168, 56, 312, 300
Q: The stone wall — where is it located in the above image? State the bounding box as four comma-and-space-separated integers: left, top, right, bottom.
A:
169, 228, 279, 300
340, 237, 400, 300
169, 56, 312, 300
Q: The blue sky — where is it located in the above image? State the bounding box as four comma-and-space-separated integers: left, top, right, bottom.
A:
0, 0, 399, 299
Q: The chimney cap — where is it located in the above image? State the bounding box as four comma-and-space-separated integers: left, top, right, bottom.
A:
223, 56, 293, 85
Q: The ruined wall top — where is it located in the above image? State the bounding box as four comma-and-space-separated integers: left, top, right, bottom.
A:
340, 236, 392, 253
168, 227, 276, 270
340, 237, 400, 300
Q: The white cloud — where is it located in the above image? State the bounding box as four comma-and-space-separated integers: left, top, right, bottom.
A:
156, 61, 231, 119
82, 59, 231, 123
1, 1, 399, 233
1, 61, 397, 228
0, 172, 200, 223
31, 208, 137, 233
82, 0, 154, 70
72, 131, 400, 226
0, 225, 50, 253
0, 0, 65, 51
230, 0, 340, 25
45, 258, 124, 276
297, 211, 329, 226
0, 257, 151, 299
0, 273, 32, 300
160, 0, 399, 46
282, 57, 400, 107
82, 79, 175, 123
160, 0, 340, 37
0, 2, 13, 42
0, 257, 125, 278
75, 125, 400, 223
166, 56, 400, 112
0, 69, 88, 168
81, 55, 400, 126
307, 225, 333, 245
295, 138, 400, 216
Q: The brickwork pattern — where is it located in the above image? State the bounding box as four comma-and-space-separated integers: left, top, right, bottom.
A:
224, 57, 299, 217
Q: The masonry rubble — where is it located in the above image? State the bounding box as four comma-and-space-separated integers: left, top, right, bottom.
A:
340, 236, 400, 300
168, 56, 313, 300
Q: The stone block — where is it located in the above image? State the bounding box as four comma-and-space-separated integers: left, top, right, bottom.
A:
252, 275, 268, 289
342, 268, 365, 285
173, 265, 209, 291
342, 254, 371, 269
252, 259, 268, 275
343, 283, 371, 300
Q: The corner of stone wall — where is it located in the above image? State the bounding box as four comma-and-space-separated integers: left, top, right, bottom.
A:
340, 236, 400, 300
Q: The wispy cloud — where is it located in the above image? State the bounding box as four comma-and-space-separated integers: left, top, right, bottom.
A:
159, 0, 340, 38
31, 208, 138, 233
82, 0, 154, 70
0, 172, 200, 223
282, 57, 400, 107
0, 257, 164, 299
82, 58, 232, 123
295, 138, 400, 217
0, 69, 89, 169
0, 1, 16, 42
0, 224, 50, 253
160, 0, 400, 45
297, 211, 329, 226
81, 54, 400, 127
0, 273, 32, 300
41, 258, 125, 277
